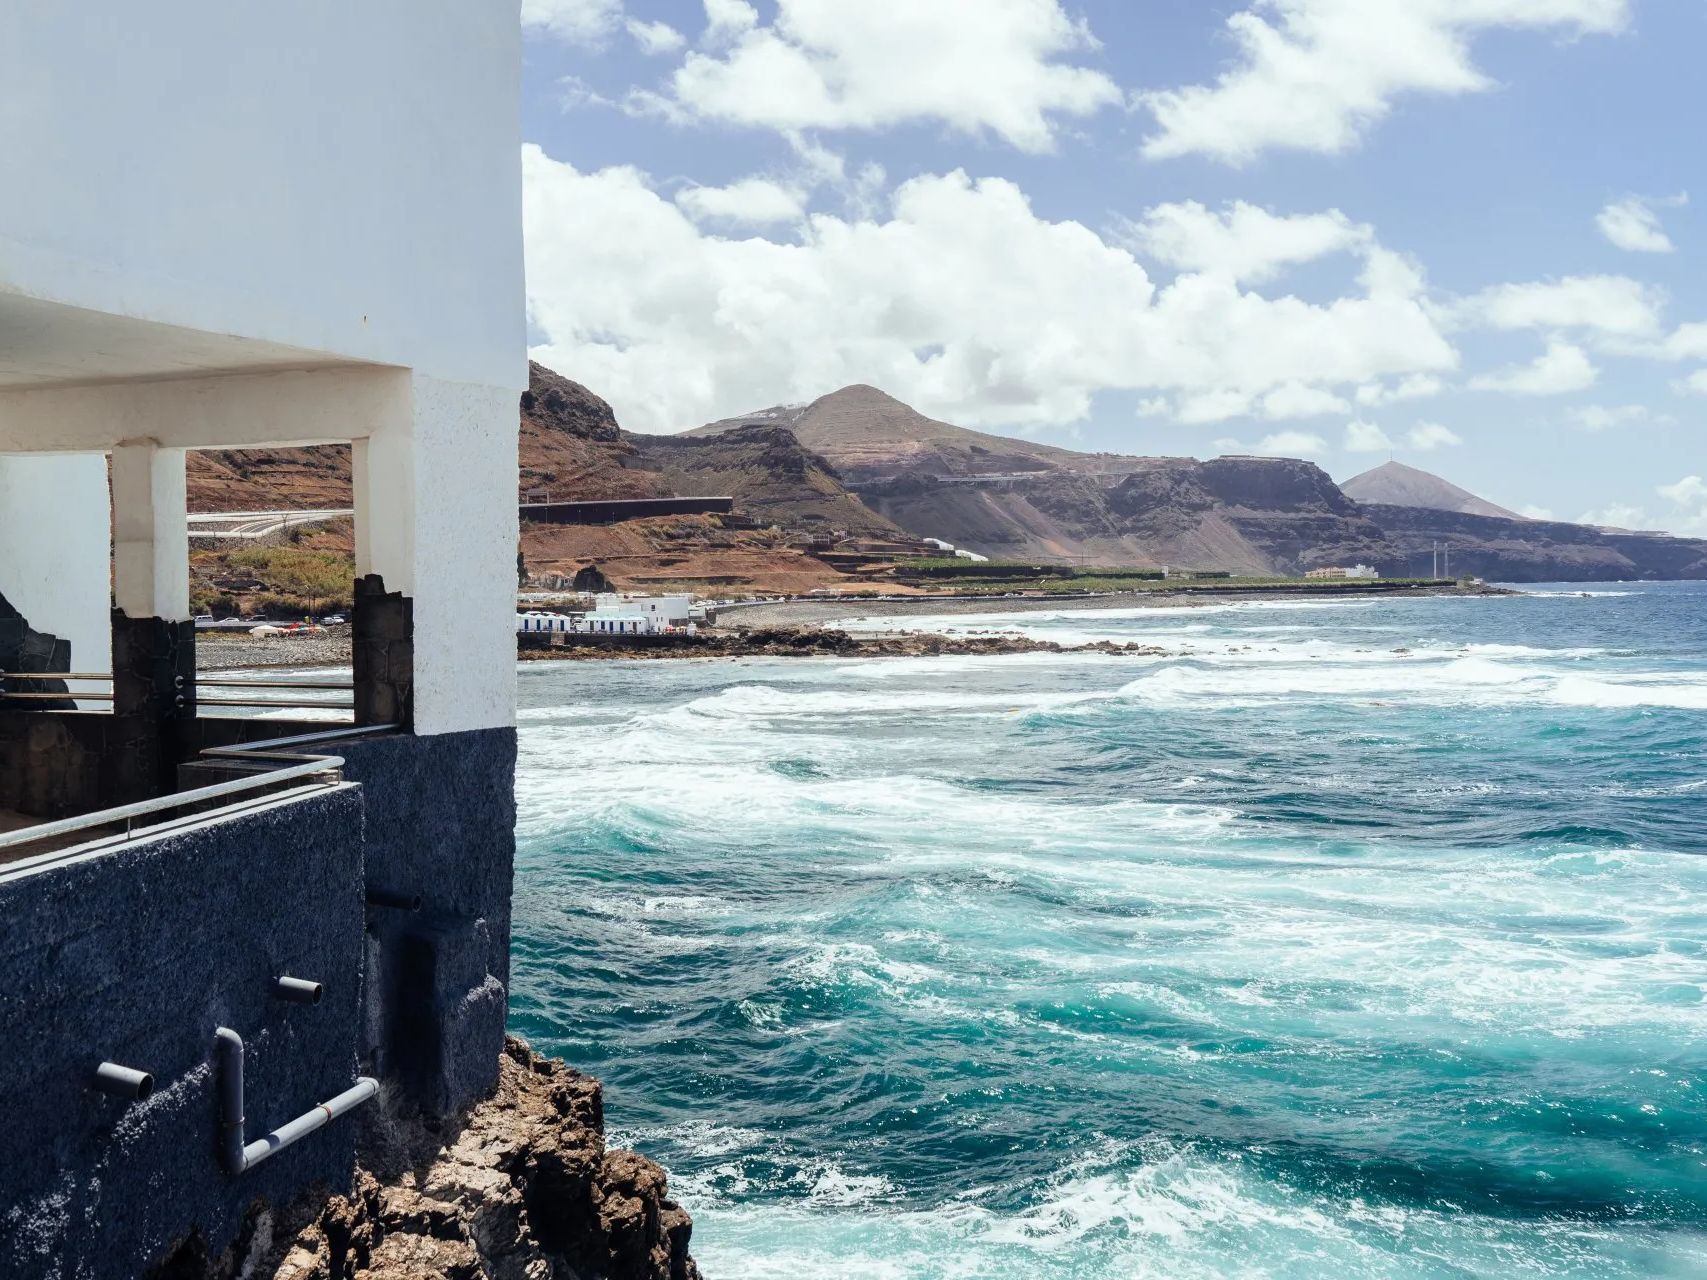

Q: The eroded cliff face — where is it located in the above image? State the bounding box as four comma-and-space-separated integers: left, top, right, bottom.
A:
861, 456, 1399, 574
163, 1040, 698, 1280
1364, 504, 1707, 581
631, 424, 901, 535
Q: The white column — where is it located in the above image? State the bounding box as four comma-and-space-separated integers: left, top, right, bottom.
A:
110, 440, 190, 622
0, 453, 111, 693
353, 373, 517, 736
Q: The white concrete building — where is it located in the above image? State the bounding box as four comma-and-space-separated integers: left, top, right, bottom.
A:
1305, 564, 1381, 581
0, 2, 524, 736
0, 11, 531, 1274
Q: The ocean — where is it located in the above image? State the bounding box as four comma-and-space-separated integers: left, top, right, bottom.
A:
509, 583, 1707, 1279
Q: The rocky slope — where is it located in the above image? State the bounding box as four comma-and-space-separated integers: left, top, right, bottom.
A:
163, 1039, 698, 1280
691, 383, 1130, 482
184, 371, 1707, 586
633, 424, 898, 536
1341, 460, 1520, 519
1365, 503, 1707, 581
859, 456, 1397, 575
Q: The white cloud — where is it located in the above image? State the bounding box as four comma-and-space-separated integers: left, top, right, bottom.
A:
1655, 475, 1707, 536
676, 178, 805, 225
1576, 503, 1649, 531
1470, 340, 1597, 395
1125, 201, 1370, 284
1260, 383, 1351, 419
1519, 504, 1556, 520
627, 18, 687, 55
1596, 194, 1685, 253
1355, 373, 1445, 406
1566, 403, 1654, 431
523, 0, 624, 45
704, 0, 759, 38
1456, 275, 1664, 339
1659, 475, 1707, 507
1407, 421, 1462, 450
522, 149, 1459, 433
1343, 420, 1394, 452
1676, 370, 1707, 396
1140, 0, 1630, 165
648, 0, 1121, 152
1663, 323, 1707, 361
1257, 430, 1330, 457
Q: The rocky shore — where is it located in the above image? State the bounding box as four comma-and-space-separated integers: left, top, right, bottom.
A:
165, 1040, 697, 1280
521, 626, 1174, 662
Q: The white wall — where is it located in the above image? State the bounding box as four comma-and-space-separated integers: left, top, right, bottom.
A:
0, 456, 111, 698
0, 2, 524, 393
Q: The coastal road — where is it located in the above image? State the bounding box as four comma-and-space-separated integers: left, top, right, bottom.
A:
187, 508, 353, 539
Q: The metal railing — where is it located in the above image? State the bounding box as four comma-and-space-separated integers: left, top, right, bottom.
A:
0, 722, 398, 869
0, 672, 355, 713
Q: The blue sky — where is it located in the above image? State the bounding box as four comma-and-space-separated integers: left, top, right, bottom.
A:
518, 0, 1706, 532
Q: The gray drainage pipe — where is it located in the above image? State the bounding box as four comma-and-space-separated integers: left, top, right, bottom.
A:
93, 1062, 154, 1100
214, 1027, 377, 1176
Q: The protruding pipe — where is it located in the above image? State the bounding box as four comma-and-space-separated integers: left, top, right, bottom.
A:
273, 976, 323, 1006
92, 1062, 154, 1100
365, 886, 422, 912
214, 1026, 377, 1176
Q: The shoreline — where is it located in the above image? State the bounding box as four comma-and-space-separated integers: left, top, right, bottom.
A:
196, 584, 1511, 670
721, 581, 1511, 629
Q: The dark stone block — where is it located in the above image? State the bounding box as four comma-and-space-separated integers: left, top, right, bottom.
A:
0, 589, 74, 711
352, 576, 413, 729
0, 786, 367, 1280
337, 728, 517, 1114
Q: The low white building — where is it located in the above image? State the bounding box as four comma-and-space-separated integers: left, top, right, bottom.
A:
1306, 564, 1381, 580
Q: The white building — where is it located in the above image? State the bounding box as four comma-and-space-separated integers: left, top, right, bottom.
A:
0, 2, 524, 736
0, 7, 529, 1276
1305, 564, 1381, 580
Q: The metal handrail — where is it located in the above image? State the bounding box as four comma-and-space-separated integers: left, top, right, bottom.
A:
198, 679, 354, 690
1, 692, 115, 701
0, 672, 112, 681
0, 722, 398, 860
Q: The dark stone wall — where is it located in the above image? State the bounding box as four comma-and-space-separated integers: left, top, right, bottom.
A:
112, 612, 197, 794
352, 576, 413, 729
0, 711, 155, 820
338, 727, 517, 1116
0, 590, 74, 712
0, 786, 367, 1280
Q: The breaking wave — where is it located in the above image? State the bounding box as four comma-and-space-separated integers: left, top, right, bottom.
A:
510, 582, 1707, 1278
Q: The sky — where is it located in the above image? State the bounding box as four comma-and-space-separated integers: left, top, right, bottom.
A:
518, 0, 1706, 534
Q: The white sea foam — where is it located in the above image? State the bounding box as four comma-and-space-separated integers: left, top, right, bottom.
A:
685, 1142, 1707, 1279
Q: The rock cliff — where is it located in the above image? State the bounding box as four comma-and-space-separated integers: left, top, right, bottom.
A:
1364, 503, 1707, 581
163, 1040, 698, 1280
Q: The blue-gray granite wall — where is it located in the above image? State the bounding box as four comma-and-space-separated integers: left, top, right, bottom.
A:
0, 724, 518, 1278
338, 727, 517, 1115
0, 785, 366, 1280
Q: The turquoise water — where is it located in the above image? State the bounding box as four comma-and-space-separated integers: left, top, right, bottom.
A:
510, 584, 1707, 1278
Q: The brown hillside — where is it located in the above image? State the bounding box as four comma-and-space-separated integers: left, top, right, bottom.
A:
1341, 460, 1520, 519
691, 384, 1121, 481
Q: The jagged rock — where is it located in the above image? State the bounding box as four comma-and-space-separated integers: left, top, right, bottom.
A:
236, 1039, 698, 1280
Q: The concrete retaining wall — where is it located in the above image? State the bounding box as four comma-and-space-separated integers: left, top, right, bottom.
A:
339, 727, 517, 1115
0, 785, 367, 1279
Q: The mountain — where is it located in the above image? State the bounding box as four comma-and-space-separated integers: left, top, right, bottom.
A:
1341, 460, 1520, 519
185, 369, 1707, 588
632, 426, 897, 536
1363, 504, 1707, 581
691, 384, 1139, 482
855, 456, 1395, 575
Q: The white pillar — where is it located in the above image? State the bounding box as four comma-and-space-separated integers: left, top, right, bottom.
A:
353, 374, 517, 736
0, 453, 111, 694
111, 440, 190, 622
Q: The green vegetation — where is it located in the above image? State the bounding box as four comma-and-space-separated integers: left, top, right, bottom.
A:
190, 546, 355, 617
